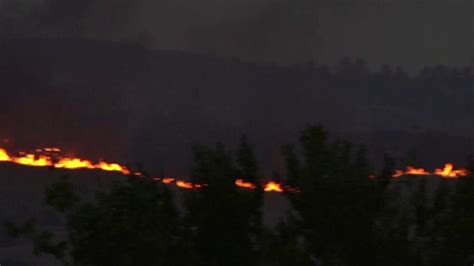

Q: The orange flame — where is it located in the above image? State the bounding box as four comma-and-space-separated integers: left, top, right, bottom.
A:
392, 170, 405, 178
96, 161, 130, 175
235, 179, 256, 189
0, 149, 11, 161
0, 147, 130, 175
434, 163, 469, 178
44, 147, 61, 152
162, 177, 175, 184
176, 180, 195, 189
1, 146, 471, 193
391, 166, 430, 177
405, 167, 430, 176
392, 163, 469, 179
55, 158, 95, 170
15, 154, 52, 167
263, 181, 283, 192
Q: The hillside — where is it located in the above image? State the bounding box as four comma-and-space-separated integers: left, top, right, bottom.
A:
0, 38, 472, 175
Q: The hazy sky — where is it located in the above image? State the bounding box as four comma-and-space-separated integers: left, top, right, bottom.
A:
1, 0, 473, 71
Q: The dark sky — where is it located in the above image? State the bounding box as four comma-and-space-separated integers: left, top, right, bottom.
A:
1, 0, 472, 71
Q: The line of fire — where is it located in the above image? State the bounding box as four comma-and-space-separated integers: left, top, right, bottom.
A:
1, 146, 470, 193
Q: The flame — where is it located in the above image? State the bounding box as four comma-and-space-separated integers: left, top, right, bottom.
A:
0, 149, 11, 161
55, 158, 95, 170
406, 167, 430, 176
434, 163, 469, 178
392, 163, 469, 179
162, 177, 175, 184
96, 162, 130, 175
235, 179, 256, 189
263, 181, 283, 192
15, 154, 52, 167
392, 170, 404, 178
176, 180, 195, 189
1, 146, 471, 193
391, 166, 430, 177
0, 147, 130, 174
46, 147, 61, 152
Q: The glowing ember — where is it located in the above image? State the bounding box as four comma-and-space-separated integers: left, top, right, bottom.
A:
392, 170, 405, 178
235, 179, 256, 189
176, 180, 196, 189
162, 177, 175, 184
263, 181, 283, 192
44, 147, 61, 152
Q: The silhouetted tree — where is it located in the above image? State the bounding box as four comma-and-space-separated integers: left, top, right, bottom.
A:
184, 142, 258, 266
236, 135, 259, 183
432, 158, 474, 265
259, 221, 313, 266
235, 135, 264, 253
282, 125, 381, 266
6, 176, 185, 266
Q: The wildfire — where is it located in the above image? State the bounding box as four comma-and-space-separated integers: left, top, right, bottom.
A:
434, 163, 469, 178
55, 158, 95, 170
162, 177, 176, 184
0, 148, 130, 175
405, 167, 430, 176
235, 179, 256, 189
392, 163, 469, 179
96, 162, 130, 175
0, 149, 12, 161
176, 180, 195, 189
234, 179, 287, 193
15, 154, 52, 167
0, 147, 471, 193
263, 181, 284, 192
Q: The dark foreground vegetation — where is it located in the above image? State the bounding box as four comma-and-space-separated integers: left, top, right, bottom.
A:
5, 125, 474, 266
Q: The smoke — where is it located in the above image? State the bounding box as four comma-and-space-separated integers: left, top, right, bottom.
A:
182, 0, 322, 64
0, 0, 323, 57
0, 0, 142, 39
0, 0, 471, 68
